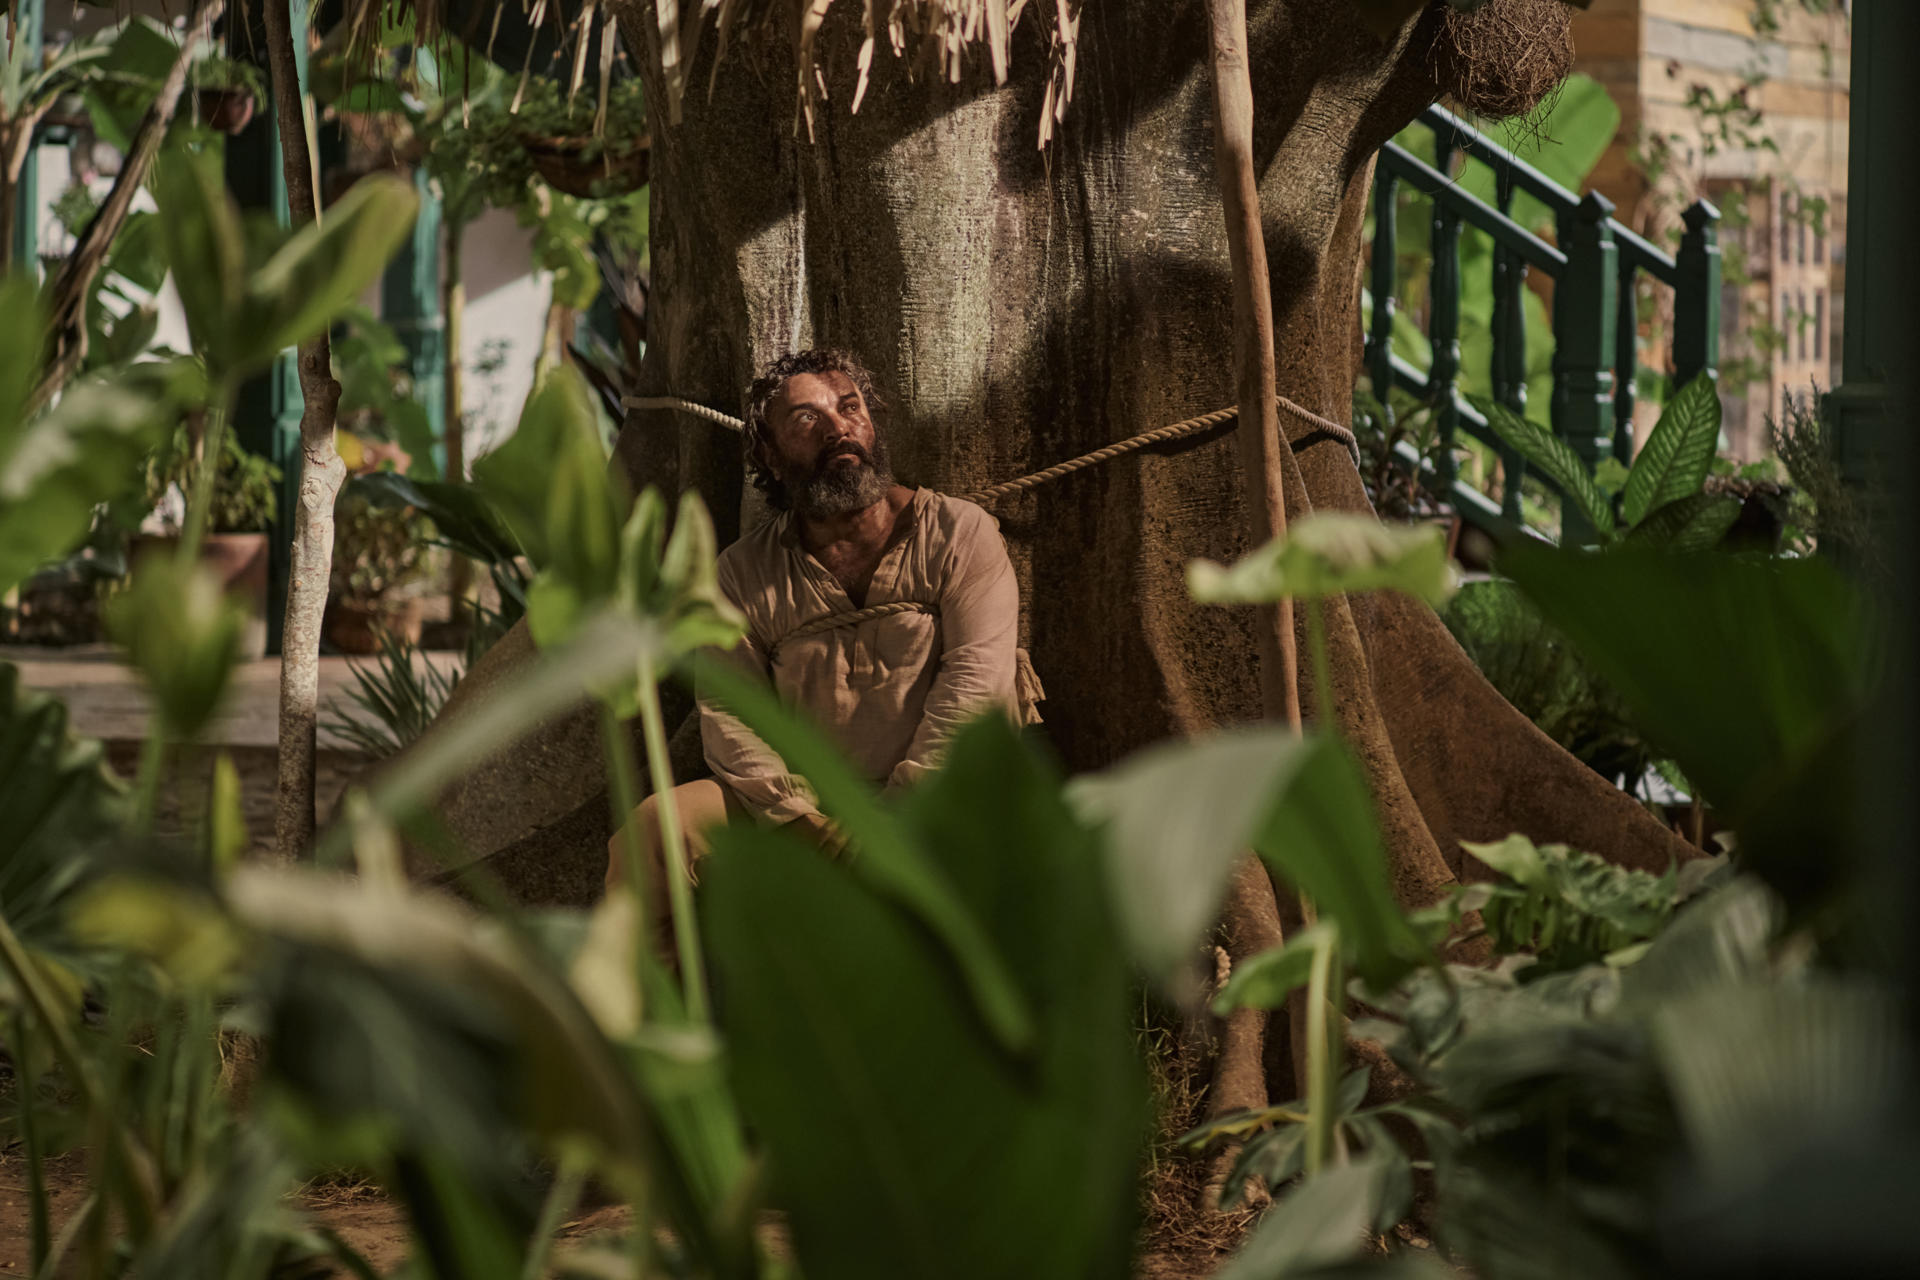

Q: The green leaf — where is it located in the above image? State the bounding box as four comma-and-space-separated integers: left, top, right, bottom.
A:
1499, 544, 1869, 909
0, 377, 178, 596
1212, 921, 1337, 1016
1069, 725, 1327, 993
154, 146, 245, 371
1651, 980, 1904, 1188
233, 174, 420, 374
1215, 1155, 1398, 1280
1251, 738, 1432, 995
349, 472, 520, 564
227, 865, 723, 1269
1460, 834, 1679, 973
1622, 492, 1743, 553
691, 659, 1036, 1056
0, 274, 45, 448
473, 365, 616, 574
104, 554, 247, 741
0, 662, 126, 991
704, 721, 1145, 1280
1472, 396, 1617, 539
1187, 512, 1459, 608
1621, 373, 1721, 526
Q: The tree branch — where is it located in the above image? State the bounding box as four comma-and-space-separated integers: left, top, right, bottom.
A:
1204, 0, 1302, 734
27, 0, 224, 413
265, 0, 347, 859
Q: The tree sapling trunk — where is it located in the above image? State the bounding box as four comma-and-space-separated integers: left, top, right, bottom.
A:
266, 0, 346, 858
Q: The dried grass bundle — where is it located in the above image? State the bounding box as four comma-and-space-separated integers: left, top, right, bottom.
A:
1431, 0, 1572, 123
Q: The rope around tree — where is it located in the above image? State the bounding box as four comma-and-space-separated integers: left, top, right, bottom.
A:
619, 393, 1362, 506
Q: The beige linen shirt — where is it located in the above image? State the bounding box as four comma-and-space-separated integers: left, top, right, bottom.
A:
700, 487, 1020, 824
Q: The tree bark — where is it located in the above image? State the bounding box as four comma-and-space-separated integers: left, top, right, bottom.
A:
266, 0, 346, 859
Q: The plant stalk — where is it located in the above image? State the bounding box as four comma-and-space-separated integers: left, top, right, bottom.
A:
1204, 0, 1302, 735
598, 700, 656, 987
444, 226, 471, 622
177, 399, 230, 564
636, 655, 708, 1022
1303, 926, 1335, 1176
11, 1013, 50, 1272
131, 728, 167, 833
266, 0, 349, 859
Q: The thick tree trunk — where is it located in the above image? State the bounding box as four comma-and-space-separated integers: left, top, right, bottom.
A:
267, 0, 347, 859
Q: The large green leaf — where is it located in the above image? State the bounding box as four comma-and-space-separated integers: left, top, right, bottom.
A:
0, 273, 44, 452
154, 146, 245, 372
1214, 1155, 1401, 1280
703, 716, 1145, 1280
1499, 544, 1870, 907
350, 471, 522, 565
691, 659, 1035, 1055
233, 174, 420, 375
1652, 980, 1905, 1189
104, 555, 246, 742
1252, 737, 1432, 994
472, 365, 617, 574
0, 375, 181, 596
1473, 396, 1617, 539
1187, 512, 1458, 608
1621, 492, 1743, 553
1620, 374, 1721, 526
1068, 724, 1328, 992
1211, 921, 1338, 1016
0, 662, 126, 989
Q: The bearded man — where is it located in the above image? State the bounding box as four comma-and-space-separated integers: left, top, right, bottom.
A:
606, 348, 1023, 915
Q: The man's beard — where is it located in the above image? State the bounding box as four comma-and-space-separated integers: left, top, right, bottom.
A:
786, 435, 894, 517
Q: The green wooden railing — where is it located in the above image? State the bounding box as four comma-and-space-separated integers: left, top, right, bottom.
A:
1368, 105, 1722, 540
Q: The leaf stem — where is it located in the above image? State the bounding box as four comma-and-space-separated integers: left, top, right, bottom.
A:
177, 391, 231, 564
598, 700, 654, 999
636, 655, 708, 1022
131, 729, 167, 834
1304, 924, 1335, 1177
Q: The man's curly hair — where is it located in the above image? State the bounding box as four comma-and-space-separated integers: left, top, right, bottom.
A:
743, 349, 886, 511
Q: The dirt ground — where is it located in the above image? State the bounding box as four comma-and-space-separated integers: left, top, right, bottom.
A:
0, 1153, 1244, 1278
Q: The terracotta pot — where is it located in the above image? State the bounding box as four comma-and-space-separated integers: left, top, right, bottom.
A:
324, 598, 424, 656
130, 532, 271, 660
522, 132, 650, 198
194, 88, 257, 136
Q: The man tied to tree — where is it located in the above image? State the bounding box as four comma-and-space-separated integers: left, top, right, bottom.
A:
606, 349, 1024, 928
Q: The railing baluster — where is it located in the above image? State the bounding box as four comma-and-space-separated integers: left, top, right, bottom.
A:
1428, 139, 1462, 488
1673, 199, 1723, 393
1367, 170, 1400, 416
1615, 257, 1639, 463
1492, 170, 1529, 522
1551, 192, 1620, 542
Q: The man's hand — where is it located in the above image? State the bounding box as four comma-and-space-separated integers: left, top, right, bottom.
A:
780, 812, 850, 858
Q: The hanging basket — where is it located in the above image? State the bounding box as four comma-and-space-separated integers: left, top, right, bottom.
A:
521, 132, 650, 199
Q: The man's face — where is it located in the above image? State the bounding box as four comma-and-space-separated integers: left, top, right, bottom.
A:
765, 370, 893, 517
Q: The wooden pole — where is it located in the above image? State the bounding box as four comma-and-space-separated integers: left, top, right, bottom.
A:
266, 0, 346, 858
1203, 0, 1302, 734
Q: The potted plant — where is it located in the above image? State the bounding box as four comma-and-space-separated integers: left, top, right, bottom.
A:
324, 491, 429, 655
188, 51, 264, 136
513, 74, 651, 199
132, 426, 280, 659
